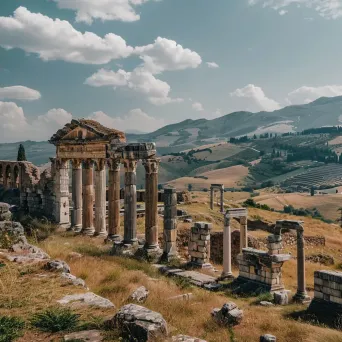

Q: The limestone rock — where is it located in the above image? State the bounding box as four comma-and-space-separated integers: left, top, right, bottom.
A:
57, 292, 115, 309
130, 286, 149, 303
171, 335, 207, 342
111, 303, 168, 342
211, 302, 243, 326
4, 242, 50, 264
61, 272, 87, 288
64, 330, 103, 342
45, 259, 71, 273
273, 291, 288, 306
0, 221, 27, 248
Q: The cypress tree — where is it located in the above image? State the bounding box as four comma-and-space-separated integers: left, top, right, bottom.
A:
17, 144, 27, 161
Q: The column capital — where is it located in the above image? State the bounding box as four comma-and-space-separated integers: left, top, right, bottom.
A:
82, 159, 93, 169
56, 158, 69, 169
72, 159, 82, 169
94, 159, 106, 171
107, 159, 121, 171
224, 216, 231, 227
143, 158, 160, 174
123, 159, 138, 173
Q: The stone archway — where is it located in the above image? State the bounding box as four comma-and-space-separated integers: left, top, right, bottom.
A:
13, 164, 20, 189
5, 164, 12, 189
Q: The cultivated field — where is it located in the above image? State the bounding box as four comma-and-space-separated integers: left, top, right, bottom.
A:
165, 165, 249, 190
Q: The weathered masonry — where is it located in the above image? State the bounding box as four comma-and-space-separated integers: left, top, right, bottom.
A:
210, 183, 224, 212
0, 119, 161, 256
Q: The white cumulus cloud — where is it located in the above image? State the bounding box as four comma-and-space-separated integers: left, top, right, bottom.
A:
53, 0, 158, 24
0, 7, 133, 64
134, 37, 202, 74
287, 85, 342, 105
192, 102, 204, 111
230, 84, 281, 112
0, 102, 72, 143
206, 62, 219, 68
249, 0, 342, 20
0, 86, 41, 101
88, 108, 164, 132
85, 68, 182, 105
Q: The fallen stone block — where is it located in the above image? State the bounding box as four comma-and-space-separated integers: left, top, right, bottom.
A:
130, 286, 149, 303
0, 221, 27, 248
110, 303, 168, 342
57, 292, 115, 309
64, 330, 103, 342
260, 335, 276, 342
274, 291, 288, 305
259, 301, 274, 307
211, 302, 243, 326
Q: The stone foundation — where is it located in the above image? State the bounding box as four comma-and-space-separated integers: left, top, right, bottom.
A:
307, 270, 342, 327
189, 222, 212, 268
235, 248, 291, 293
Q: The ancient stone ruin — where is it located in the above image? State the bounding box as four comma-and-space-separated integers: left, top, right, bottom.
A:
210, 183, 224, 212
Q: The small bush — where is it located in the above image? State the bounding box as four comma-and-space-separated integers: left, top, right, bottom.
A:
0, 316, 25, 342
30, 307, 79, 333
255, 292, 274, 303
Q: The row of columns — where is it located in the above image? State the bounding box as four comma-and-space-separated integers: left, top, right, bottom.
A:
55, 157, 160, 250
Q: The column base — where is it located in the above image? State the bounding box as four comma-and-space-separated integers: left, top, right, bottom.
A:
111, 241, 140, 257
94, 231, 108, 238
135, 246, 163, 263
161, 252, 180, 263
81, 227, 95, 236
293, 292, 311, 304
71, 225, 83, 233
219, 272, 235, 281
105, 234, 122, 243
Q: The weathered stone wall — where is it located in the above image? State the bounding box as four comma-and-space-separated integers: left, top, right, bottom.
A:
258, 233, 325, 249
308, 270, 342, 327
210, 230, 260, 264
189, 222, 212, 266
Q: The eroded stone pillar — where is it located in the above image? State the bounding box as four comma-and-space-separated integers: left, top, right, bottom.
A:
54, 159, 70, 227
123, 159, 138, 245
71, 159, 82, 231
222, 216, 233, 278
94, 159, 107, 237
82, 160, 95, 235
220, 189, 224, 213
210, 187, 214, 210
240, 216, 248, 253
293, 226, 311, 303
107, 159, 121, 241
163, 188, 178, 260
143, 158, 160, 250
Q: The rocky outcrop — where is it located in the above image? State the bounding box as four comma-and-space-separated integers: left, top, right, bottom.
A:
111, 304, 168, 342
45, 259, 71, 273
0, 221, 27, 248
211, 302, 243, 327
60, 272, 87, 288
64, 330, 103, 342
0, 203, 12, 221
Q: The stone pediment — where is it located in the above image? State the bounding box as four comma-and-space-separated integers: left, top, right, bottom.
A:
49, 119, 126, 145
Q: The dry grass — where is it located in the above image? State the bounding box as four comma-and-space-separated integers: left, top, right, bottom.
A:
1, 197, 342, 341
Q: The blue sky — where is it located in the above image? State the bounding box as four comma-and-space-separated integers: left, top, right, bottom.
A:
1, 0, 342, 142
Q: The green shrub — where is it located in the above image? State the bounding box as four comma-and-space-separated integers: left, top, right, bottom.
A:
30, 307, 79, 333
0, 316, 25, 342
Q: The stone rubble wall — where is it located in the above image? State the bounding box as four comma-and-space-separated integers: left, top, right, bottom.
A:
189, 222, 212, 266
313, 270, 342, 304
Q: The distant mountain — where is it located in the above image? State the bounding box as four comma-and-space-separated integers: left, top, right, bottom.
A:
1, 96, 342, 165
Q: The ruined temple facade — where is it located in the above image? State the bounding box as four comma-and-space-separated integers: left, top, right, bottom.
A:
0, 119, 161, 254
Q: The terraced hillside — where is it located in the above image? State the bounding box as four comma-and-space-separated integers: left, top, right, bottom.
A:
282, 164, 342, 190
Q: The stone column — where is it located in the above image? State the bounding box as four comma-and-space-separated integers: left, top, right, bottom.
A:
54, 159, 70, 227
81, 159, 95, 235
210, 187, 214, 210
143, 158, 160, 250
293, 226, 311, 303
94, 159, 107, 237
222, 216, 233, 278
239, 216, 248, 253
71, 159, 82, 232
123, 159, 138, 245
220, 189, 224, 213
163, 188, 178, 260
107, 159, 121, 241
